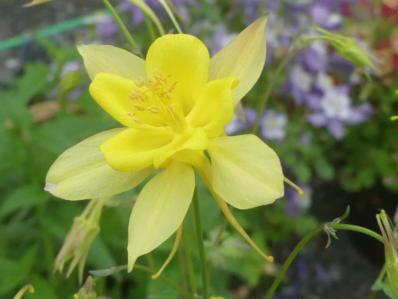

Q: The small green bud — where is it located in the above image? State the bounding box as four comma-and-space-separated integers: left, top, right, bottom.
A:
74, 277, 98, 299
302, 27, 376, 70
377, 210, 398, 299
55, 198, 107, 282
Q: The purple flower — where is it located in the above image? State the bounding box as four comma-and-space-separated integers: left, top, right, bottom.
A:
287, 65, 313, 105
96, 16, 118, 40
208, 25, 236, 54
225, 108, 257, 135
260, 110, 288, 141
119, 0, 195, 26
285, 183, 312, 217
307, 73, 372, 139
310, 2, 342, 29
301, 41, 328, 72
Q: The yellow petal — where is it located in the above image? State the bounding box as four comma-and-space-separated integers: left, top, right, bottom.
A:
209, 17, 267, 105
207, 134, 284, 209
152, 128, 208, 168
145, 34, 210, 114
101, 127, 207, 172
89, 73, 138, 127
45, 129, 151, 200
128, 162, 195, 271
78, 45, 146, 81
187, 78, 238, 138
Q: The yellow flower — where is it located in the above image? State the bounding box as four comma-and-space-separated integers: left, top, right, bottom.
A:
45, 17, 284, 271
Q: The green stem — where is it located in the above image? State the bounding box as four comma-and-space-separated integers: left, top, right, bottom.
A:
192, 190, 210, 299
331, 224, 383, 243
183, 232, 198, 296
134, 264, 197, 299
264, 223, 383, 299
158, 0, 183, 33
178, 243, 189, 295
102, 0, 138, 50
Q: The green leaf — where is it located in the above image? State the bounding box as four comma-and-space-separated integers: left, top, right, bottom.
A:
27, 276, 57, 299
14, 64, 50, 105
0, 247, 37, 296
0, 185, 49, 220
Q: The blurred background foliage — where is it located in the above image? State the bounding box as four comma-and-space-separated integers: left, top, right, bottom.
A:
0, 0, 397, 298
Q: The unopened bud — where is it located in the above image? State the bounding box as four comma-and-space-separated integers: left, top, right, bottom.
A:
74, 276, 98, 299
55, 198, 107, 282
376, 210, 398, 298
302, 27, 376, 70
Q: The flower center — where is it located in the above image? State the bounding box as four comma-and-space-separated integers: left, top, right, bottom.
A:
128, 74, 186, 132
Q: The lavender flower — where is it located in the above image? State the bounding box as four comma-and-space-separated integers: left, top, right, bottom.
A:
307, 74, 372, 139
285, 183, 312, 217
119, 0, 195, 26
260, 110, 288, 141
310, 2, 342, 29
96, 16, 118, 40
225, 108, 256, 135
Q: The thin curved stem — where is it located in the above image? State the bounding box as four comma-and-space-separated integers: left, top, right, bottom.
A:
264, 227, 322, 299
158, 0, 183, 33
331, 224, 383, 243
192, 190, 210, 299
128, 0, 165, 36
103, 0, 138, 50
264, 223, 383, 299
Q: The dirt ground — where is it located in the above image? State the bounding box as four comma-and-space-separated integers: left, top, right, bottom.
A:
0, 0, 102, 39
0, 0, 102, 80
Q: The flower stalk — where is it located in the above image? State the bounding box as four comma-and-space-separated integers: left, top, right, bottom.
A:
192, 189, 210, 299
103, 0, 138, 50
264, 222, 383, 299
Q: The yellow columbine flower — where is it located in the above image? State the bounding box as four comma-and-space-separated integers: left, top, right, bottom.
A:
45, 17, 284, 271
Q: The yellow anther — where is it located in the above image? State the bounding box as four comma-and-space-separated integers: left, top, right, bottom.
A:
147, 106, 160, 113
133, 104, 146, 111
126, 74, 185, 130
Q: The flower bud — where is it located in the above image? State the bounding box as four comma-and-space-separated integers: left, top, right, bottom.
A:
74, 276, 98, 299
55, 198, 107, 282
376, 210, 398, 298
303, 27, 376, 70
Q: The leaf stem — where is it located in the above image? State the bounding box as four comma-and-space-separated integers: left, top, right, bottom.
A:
264, 223, 383, 299
183, 231, 199, 296
192, 189, 210, 299
102, 0, 138, 50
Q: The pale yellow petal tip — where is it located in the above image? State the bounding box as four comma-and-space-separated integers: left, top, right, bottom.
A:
44, 182, 56, 193
267, 255, 274, 263
258, 16, 268, 26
